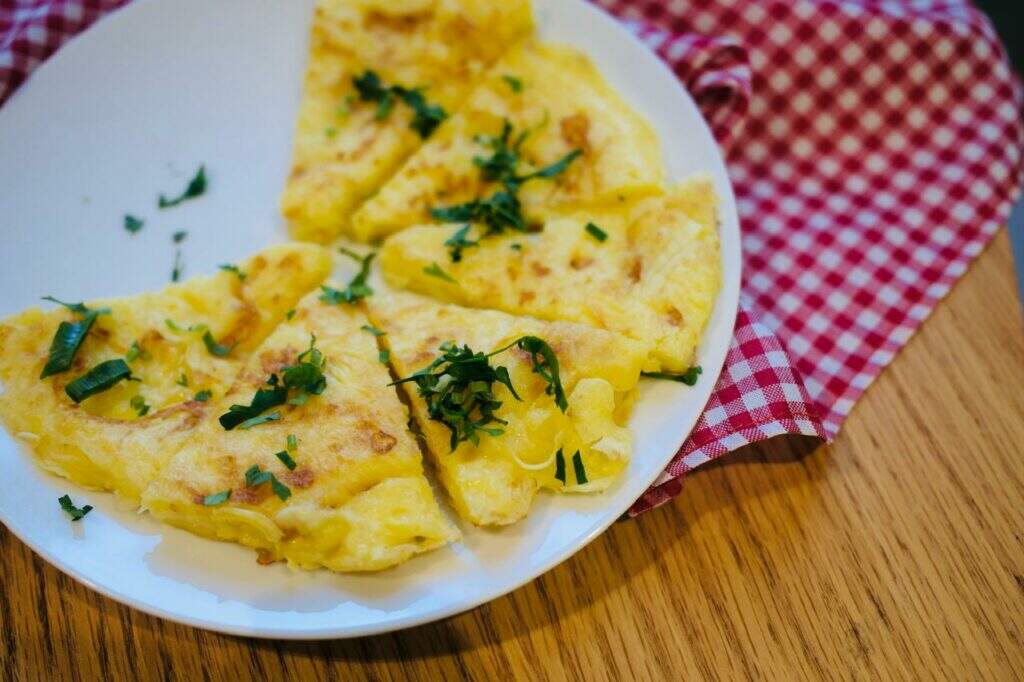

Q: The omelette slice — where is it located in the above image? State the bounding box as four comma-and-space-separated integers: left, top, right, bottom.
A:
142, 289, 458, 572
281, 0, 534, 243
367, 293, 647, 526
0, 243, 332, 502
378, 175, 722, 372
349, 41, 664, 242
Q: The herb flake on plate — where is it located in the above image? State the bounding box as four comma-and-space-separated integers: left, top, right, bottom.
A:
65, 359, 132, 403
58, 494, 93, 521
159, 165, 207, 209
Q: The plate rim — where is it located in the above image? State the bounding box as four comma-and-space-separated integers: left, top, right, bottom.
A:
0, 0, 741, 639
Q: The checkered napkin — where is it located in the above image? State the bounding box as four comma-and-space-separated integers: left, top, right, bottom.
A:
2, 1, 1022, 516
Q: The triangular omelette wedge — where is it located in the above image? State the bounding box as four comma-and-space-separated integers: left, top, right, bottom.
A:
142, 288, 458, 572
367, 293, 647, 526
0, 243, 332, 502
281, 0, 534, 243
378, 175, 722, 373
349, 41, 665, 242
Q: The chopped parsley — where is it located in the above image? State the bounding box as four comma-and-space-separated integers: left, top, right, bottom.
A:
320, 247, 374, 304
430, 119, 581, 236
585, 222, 608, 242
58, 494, 93, 521
502, 74, 523, 93
444, 224, 479, 262
244, 464, 291, 501
171, 248, 183, 282
176, 373, 188, 387
130, 394, 150, 417
202, 490, 231, 506
554, 448, 566, 484
193, 389, 212, 402
391, 335, 566, 451
360, 324, 386, 337
571, 450, 587, 484
641, 366, 703, 386
275, 450, 297, 471
65, 359, 132, 403
172, 230, 188, 244
352, 70, 448, 138
124, 214, 144, 234
202, 330, 235, 357
378, 349, 390, 364
158, 165, 207, 208
219, 263, 247, 281
423, 262, 457, 283
218, 336, 327, 429
39, 298, 110, 379
126, 341, 150, 363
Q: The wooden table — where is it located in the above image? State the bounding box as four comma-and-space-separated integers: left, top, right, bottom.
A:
3, 230, 1022, 680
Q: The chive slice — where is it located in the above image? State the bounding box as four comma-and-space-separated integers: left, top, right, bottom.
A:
245, 464, 271, 487
203, 490, 231, 506
40, 314, 98, 378
287, 434, 297, 452
423, 262, 457, 283
124, 214, 144, 234
65, 359, 132, 403
58, 494, 93, 521
171, 248, 183, 282
554, 448, 566, 484
172, 230, 188, 244
571, 450, 587, 484
378, 349, 390, 364
585, 222, 608, 242
41, 296, 111, 317
270, 475, 292, 501
193, 390, 212, 402
202, 330, 235, 357
219, 378, 287, 430
219, 264, 247, 281
238, 412, 280, 430
126, 341, 150, 363
285, 309, 296, 320
361, 324, 386, 337
275, 450, 297, 471
641, 366, 703, 386
159, 165, 207, 208
176, 373, 188, 387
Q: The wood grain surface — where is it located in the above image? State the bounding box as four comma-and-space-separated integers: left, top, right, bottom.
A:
2, 229, 1022, 681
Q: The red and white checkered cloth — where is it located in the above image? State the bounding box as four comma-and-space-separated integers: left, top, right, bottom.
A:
3, 0, 1022, 516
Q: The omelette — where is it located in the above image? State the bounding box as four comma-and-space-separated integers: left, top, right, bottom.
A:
0, 243, 332, 502
141, 288, 458, 572
378, 175, 722, 373
281, 0, 534, 243
367, 292, 647, 526
348, 40, 665, 242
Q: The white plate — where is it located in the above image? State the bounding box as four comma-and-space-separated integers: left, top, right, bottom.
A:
0, 0, 740, 638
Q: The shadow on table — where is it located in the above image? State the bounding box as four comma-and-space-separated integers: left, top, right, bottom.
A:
256, 433, 829, 662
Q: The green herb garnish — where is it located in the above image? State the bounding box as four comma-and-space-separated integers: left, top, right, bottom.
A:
585, 222, 608, 242
352, 70, 448, 138
391, 335, 566, 451
282, 335, 327, 405
176, 373, 188, 387
172, 230, 188, 244
39, 298, 109, 379
423, 262, 457, 283
41, 297, 112, 317
219, 375, 287, 430
193, 390, 212, 402
502, 74, 523, 93
445, 224, 479, 262
287, 434, 297, 452
159, 165, 207, 208
571, 450, 587, 484
320, 247, 375, 304
124, 214, 144, 234
510, 243, 522, 251
285, 309, 296, 321
130, 394, 150, 417
641, 366, 703, 386
202, 330, 235, 357
275, 450, 297, 471
238, 412, 281, 429
202, 490, 231, 506
360, 324, 386, 337
378, 349, 390, 364
325, 126, 337, 138
244, 465, 291, 501
171, 248, 183, 282
65, 359, 132, 403
126, 340, 150, 363
58, 494, 93, 521
554, 448, 566, 484
219, 264, 247, 281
